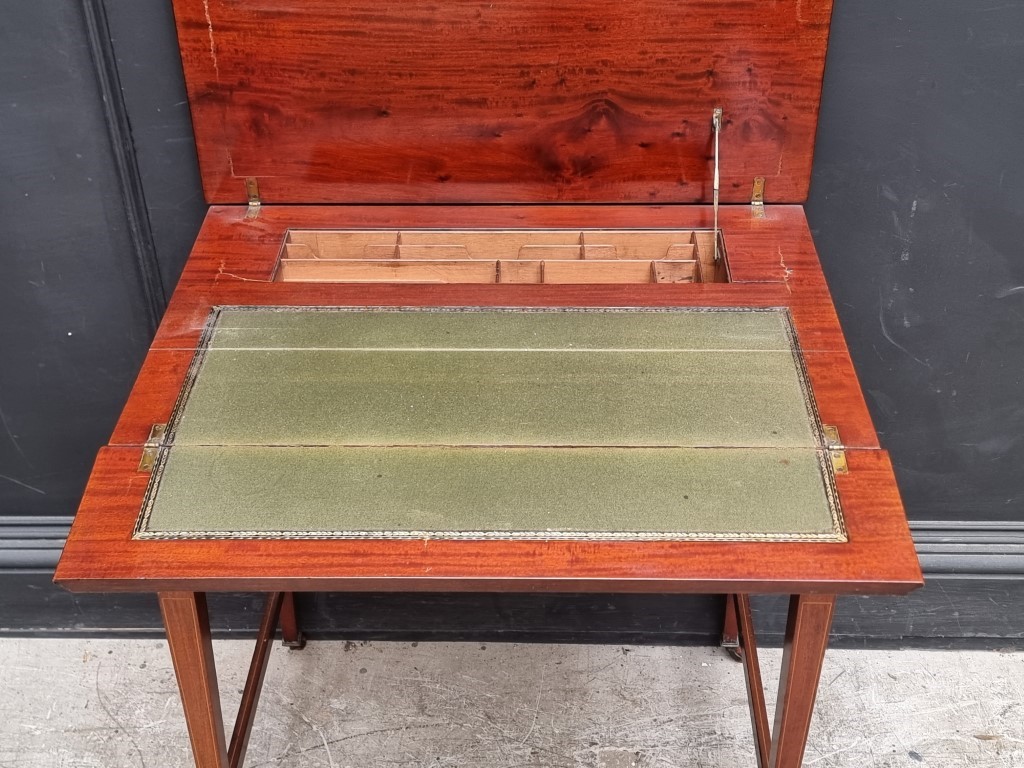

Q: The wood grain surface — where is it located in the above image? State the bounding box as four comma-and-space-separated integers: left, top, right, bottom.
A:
170, 0, 834, 204
769, 594, 837, 768
158, 593, 228, 767
54, 203, 922, 595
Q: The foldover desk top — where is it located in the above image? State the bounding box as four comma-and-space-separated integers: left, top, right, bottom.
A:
54, 205, 922, 595
136, 306, 844, 543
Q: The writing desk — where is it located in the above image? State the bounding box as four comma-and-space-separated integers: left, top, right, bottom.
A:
55, 1, 922, 765
55, 205, 922, 767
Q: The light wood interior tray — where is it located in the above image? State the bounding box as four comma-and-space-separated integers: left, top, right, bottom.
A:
275, 229, 728, 284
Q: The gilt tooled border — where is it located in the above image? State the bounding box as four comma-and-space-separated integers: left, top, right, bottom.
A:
133, 305, 847, 543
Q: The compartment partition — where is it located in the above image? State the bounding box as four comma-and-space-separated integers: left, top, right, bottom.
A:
275, 229, 728, 284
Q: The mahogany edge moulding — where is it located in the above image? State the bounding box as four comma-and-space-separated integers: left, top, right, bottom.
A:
56, 446, 921, 594
54, 205, 922, 595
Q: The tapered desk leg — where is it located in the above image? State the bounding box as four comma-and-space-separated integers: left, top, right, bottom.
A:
768, 594, 836, 768
280, 592, 306, 649
721, 593, 742, 660
159, 592, 229, 768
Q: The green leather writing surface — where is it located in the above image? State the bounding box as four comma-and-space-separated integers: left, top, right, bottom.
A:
171, 349, 816, 448
208, 307, 795, 352
139, 446, 839, 540
136, 307, 845, 542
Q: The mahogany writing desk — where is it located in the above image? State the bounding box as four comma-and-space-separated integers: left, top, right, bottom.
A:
55, 2, 922, 767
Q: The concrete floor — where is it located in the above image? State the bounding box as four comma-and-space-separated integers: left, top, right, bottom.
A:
0, 639, 1021, 768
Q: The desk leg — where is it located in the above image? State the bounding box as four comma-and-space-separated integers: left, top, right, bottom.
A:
280, 592, 306, 649
768, 594, 836, 768
721, 593, 742, 660
159, 592, 229, 768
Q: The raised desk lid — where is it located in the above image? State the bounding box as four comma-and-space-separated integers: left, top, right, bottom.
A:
172, 0, 834, 205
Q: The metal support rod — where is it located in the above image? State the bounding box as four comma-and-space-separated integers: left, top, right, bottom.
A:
712, 107, 723, 262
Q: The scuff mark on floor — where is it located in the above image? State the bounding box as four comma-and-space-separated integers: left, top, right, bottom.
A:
4, 640, 1024, 767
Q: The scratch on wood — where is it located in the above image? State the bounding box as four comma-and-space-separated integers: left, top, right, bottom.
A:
778, 246, 793, 288
216, 260, 260, 282
202, 0, 220, 80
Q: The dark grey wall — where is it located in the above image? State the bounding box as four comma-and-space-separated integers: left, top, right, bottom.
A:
103, 0, 206, 293
1, 0, 1022, 640
1, 2, 157, 532
808, 2, 1024, 528
0, 0, 206, 569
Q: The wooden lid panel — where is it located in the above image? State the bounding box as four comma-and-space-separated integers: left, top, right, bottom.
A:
173, 0, 833, 203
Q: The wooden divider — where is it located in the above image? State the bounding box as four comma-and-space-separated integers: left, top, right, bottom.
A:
274, 229, 728, 284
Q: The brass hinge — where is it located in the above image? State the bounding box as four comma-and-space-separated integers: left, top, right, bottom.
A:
245, 177, 261, 219
822, 425, 848, 475
138, 423, 166, 473
751, 177, 766, 218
